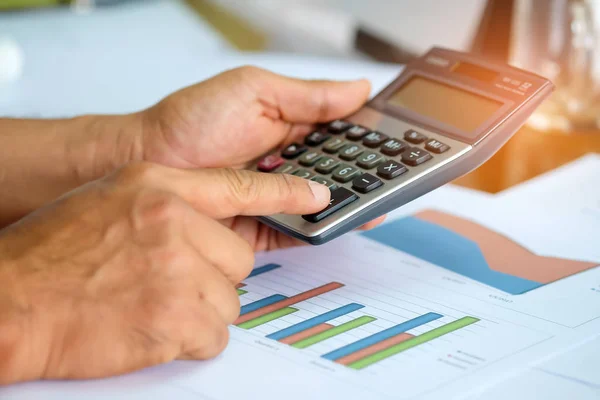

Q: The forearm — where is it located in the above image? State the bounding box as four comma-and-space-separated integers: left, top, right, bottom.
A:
0, 114, 144, 227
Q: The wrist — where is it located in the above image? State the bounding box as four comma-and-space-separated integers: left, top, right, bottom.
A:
64, 112, 145, 185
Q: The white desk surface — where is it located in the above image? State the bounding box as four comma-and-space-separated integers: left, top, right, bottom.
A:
0, 0, 401, 118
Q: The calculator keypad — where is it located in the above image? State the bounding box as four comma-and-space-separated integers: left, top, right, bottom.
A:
338, 144, 364, 161
254, 119, 457, 223
323, 138, 347, 153
282, 143, 307, 159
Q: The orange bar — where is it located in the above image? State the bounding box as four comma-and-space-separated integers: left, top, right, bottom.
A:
234, 282, 344, 325
235, 283, 246, 289
279, 323, 333, 345
336, 333, 414, 365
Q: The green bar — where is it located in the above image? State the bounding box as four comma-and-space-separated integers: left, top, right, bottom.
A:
237, 307, 298, 329
349, 317, 479, 370
237, 289, 248, 296
292, 316, 376, 349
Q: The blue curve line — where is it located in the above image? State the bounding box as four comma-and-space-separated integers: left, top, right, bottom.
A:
361, 216, 541, 294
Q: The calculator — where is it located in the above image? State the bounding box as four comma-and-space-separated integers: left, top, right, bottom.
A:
249, 47, 554, 245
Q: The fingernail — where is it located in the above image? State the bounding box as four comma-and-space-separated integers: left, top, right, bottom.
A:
308, 181, 331, 204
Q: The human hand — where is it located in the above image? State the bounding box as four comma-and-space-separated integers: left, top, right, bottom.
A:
0, 162, 330, 384
137, 67, 383, 250
140, 66, 371, 169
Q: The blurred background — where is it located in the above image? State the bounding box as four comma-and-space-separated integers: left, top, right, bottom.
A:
1, 0, 599, 192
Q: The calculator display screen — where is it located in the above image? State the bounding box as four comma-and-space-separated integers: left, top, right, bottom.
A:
387, 76, 503, 136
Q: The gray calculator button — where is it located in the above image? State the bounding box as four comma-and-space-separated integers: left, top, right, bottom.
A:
352, 173, 383, 193
381, 139, 408, 156
377, 160, 408, 179
315, 156, 340, 174
302, 187, 358, 223
305, 131, 331, 146
292, 169, 314, 179
401, 147, 432, 166
425, 139, 450, 154
356, 151, 384, 169
327, 120, 353, 133
363, 131, 389, 148
339, 144, 364, 161
298, 151, 323, 166
323, 138, 347, 153
274, 163, 296, 174
332, 164, 361, 182
282, 143, 307, 159
345, 125, 370, 141
310, 176, 338, 190
404, 129, 428, 144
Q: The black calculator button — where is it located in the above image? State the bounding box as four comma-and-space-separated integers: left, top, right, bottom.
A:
345, 125, 370, 141
298, 151, 323, 166
305, 131, 331, 146
425, 139, 450, 154
380, 139, 408, 156
339, 144, 364, 161
356, 151, 384, 169
404, 129, 428, 144
315, 157, 340, 174
257, 155, 284, 172
352, 173, 383, 193
274, 163, 296, 174
292, 169, 314, 179
322, 138, 346, 153
327, 120, 353, 134
302, 187, 358, 223
377, 160, 408, 179
282, 143, 307, 159
363, 131, 389, 148
310, 176, 338, 190
401, 147, 433, 166
332, 164, 361, 182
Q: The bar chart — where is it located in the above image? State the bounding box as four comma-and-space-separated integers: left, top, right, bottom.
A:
235, 263, 480, 370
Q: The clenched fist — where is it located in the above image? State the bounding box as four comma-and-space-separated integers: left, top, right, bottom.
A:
0, 162, 330, 384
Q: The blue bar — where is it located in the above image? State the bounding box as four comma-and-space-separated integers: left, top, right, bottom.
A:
321, 312, 443, 361
248, 263, 281, 278
266, 303, 364, 340
240, 294, 287, 316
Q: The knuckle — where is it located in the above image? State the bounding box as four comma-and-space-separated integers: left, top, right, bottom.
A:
277, 173, 297, 200
231, 65, 264, 80
134, 191, 185, 227
220, 169, 257, 209
233, 242, 255, 282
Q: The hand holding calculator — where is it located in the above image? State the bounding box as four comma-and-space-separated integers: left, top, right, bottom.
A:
249, 48, 554, 245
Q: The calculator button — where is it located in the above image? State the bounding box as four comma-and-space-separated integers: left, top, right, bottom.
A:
380, 139, 408, 156
315, 157, 340, 174
327, 120, 353, 134
322, 138, 347, 153
298, 151, 323, 166
302, 187, 358, 223
356, 151, 384, 169
310, 176, 338, 190
292, 169, 314, 179
401, 147, 433, 166
274, 163, 296, 174
352, 173, 383, 193
305, 131, 331, 146
404, 129, 428, 144
332, 164, 361, 182
339, 144, 364, 161
257, 155, 284, 172
345, 125, 370, 141
282, 143, 307, 159
425, 139, 450, 154
363, 131, 389, 148
377, 160, 408, 179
